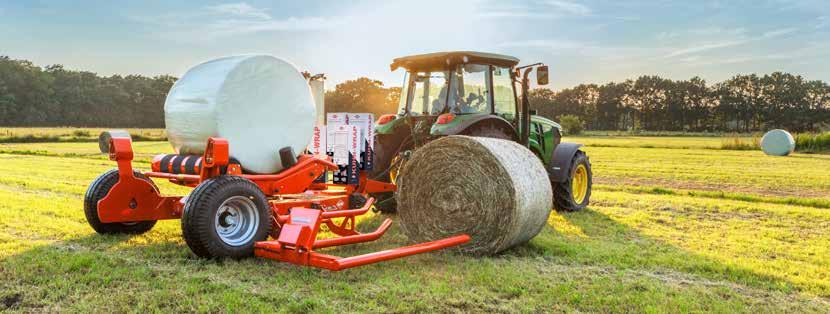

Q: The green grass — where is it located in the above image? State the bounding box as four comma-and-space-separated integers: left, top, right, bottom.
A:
720, 136, 761, 151
578, 145, 830, 199
0, 127, 166, 143
1, 139, 830, 312
796, 132, 830, 153
566, 135, 735, 150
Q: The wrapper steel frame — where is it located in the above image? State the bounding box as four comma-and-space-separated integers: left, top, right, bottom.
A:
94, 135, 469, 270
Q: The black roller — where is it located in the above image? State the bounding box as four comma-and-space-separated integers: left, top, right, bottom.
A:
279, 147, 297, 169
98, 130, 131, 154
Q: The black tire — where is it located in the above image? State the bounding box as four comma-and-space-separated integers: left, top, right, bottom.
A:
463, 123, 514, 140
553, 151, 592, 212
371, 133, 406, 183
84, 169, 158, 234
370, 133, 410, 214
373, 192, 398, 214
181, 176, 272, 259
349, 193, 368, 209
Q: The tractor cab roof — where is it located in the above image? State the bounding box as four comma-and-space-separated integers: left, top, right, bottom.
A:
390, 51, 520, 72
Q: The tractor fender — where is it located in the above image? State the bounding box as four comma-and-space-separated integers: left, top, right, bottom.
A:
548, 142, 584, 182
432, 115, 517, 139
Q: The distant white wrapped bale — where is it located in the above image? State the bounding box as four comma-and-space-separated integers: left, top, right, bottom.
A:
164, 55, 316, 174
396, 136, 553, 255
761, 129, 795, 156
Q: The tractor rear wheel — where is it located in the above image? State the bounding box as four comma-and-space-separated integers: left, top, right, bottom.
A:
553, 151, 592, 212
463, 123, 513, 140
84, 169, 158, 234
181, 176, 272, 259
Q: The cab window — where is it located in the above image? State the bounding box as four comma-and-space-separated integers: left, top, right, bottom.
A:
492, 66, 516, 115
448, 64, 490, 114
403, 71, 450, 115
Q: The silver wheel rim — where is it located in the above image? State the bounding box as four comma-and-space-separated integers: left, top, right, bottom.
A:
214, 196, 259, 246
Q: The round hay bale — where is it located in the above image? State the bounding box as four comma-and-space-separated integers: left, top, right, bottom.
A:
396, 136, 553, 255
761, 129, 795, 156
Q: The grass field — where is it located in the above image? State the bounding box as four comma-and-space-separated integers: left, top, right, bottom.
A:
1, 137, 829, 312
0, 128, 166, 143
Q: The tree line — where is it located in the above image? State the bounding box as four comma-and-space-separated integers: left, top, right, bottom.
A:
530, 74, 830, 132
1, 56, 828, 132
0, 56, 176, 127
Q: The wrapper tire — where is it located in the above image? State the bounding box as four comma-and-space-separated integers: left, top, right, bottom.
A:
84, 169, 157, 234
181, 176, 272, 259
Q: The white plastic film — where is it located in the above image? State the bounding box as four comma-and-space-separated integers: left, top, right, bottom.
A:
164, 55, 316, 174
309, 79, 325, 126
761, 129, 795, 156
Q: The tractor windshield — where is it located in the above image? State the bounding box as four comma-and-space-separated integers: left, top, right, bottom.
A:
447, 64, 491, 114
397, 64, 515, 116
398, 71, 450, 115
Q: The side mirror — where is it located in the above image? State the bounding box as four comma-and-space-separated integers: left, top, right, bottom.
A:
536, 66, 549, 85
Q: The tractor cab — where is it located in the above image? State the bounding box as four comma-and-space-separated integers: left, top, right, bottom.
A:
378, 52, 525, 139
374, 51, 560, 175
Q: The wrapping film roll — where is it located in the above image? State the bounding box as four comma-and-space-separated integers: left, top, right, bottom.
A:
164, 55, 316, 174
396, 136, 553, 255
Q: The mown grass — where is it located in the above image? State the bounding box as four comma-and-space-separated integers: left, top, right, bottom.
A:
569, 133, 830, 153
0, 127, 166, 143
577, 145, 830, 199
12, 141, 829, 200
566, 136, 737, 150
1, 139, 829, 312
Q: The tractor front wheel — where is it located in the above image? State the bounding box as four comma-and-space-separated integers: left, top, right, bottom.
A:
181, 176, 272, 259
553, 151, 592, 212
84, 169, 158, 234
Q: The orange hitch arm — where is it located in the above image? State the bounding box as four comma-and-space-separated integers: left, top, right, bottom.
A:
98, 137, 181, 223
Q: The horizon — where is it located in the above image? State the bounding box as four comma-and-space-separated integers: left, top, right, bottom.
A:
2, 1, 828, 90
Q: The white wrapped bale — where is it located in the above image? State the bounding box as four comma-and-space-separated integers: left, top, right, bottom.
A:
164, 55, 315, 174
396, 136, 553, 255
761, 129, 795, 156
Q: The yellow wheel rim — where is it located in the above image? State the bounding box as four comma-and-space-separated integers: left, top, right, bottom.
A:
389, 155, 403, 183
571, 164, 588, 204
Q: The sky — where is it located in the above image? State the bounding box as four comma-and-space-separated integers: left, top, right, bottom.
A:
1, 0, 828, 90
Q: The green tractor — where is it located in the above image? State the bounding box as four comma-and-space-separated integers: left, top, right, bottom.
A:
372, 51, 591, 213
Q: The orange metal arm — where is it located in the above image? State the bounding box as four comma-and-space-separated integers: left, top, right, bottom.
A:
327, 234, 470, 270
313, 218, 392, 248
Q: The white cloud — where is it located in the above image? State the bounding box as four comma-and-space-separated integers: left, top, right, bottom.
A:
499, 39, 585, 50
762, 27, 797, 38
688, 26, 747, 36
206, 2, 271, 20
665, 40, 749, 58
132, 2, 341, 41
658, 27, 746, 41
477, 12, 558, 19
817, 16, 829, 29
544, 0, 591, 16
679, 47, 823, 67
656, 31, 679, 40
477, 0, 591, 19
664, 27, 798, 58
498, 38, 662, 64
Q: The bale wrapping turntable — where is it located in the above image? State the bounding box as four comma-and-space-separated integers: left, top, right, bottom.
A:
86, 134, 469, 270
